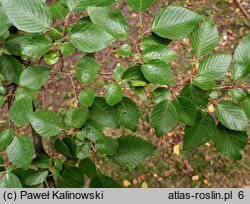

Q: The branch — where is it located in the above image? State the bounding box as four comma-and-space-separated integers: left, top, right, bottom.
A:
235, 0, 250, 22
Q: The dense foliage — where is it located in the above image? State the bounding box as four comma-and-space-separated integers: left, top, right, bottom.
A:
0, 0, 249, 188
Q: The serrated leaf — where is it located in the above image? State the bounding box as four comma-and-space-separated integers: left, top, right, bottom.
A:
122, 65, 148, 87
114, 97, 141, 132
87, 7, 129, 39
110, 135, 156, 168
142, 33, 171, 50
230, 88, 246, 102
10, 97, 33, 126
21, 170, 48, 186
69, 22, 115, 52
67, 0, 116, 12
62, 137, 77, 158
141, 60, 175, 85
54, 139, 73, 158
76, 143, 91, 159
0, 0, 52, 33
62, 108, 88, 129
19, 66, 50, 91
81, 120, 104, 142
77, 54, 100, 84
0, 6, 10, 37
192, 76, 216, 90
173, 96, 197, 126
143, 45, 178, 64
90, 174, 120, 188
6, 134, 34, 169
190, 20, 219, 56
183, 112, 216, 150
215, 101, 248, 131
49, 2, 68, 19
31, 156, 52, 169
90, 97, 118, 128
198, 54, 231, 80
61, 42, 75, 55
15, 88, 36, 101
0, 129, 13, 151
28, 110, 63, 137
151, 87, 171, 104
232, 35, 250, 80
104, 82, 123, 106
79, 158, 97, 179
180, 84, 209, 110
125, 0, 156, 12
0, 173, 22, 188
242, 95, 250, 119
0, 54, 22, 84
150, 99, 178, 137
213, 124, 248, 160
152, 6, 203, 40
22, 35, 52, 59
96, 137, 119, 155
78, 88, 95, 107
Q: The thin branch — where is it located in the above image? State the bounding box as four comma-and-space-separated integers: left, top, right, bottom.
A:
68, 74, 79, 107
235, 0, 250, 22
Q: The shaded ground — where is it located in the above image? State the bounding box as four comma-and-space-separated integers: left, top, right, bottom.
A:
1, 0, 250, 187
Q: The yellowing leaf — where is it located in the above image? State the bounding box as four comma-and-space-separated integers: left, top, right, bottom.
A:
141, 181, 148, 188
173, 144, 180, 155
203, 179, 209, 185
123, 180, 131, 187
208, 104, 215, 113
192, 175, 199, 181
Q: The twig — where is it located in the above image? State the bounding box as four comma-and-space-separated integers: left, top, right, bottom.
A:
68, 74, 79, 107
235, 0, 250, 22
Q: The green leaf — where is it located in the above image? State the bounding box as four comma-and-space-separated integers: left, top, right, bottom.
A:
230, 88, 247, 102
79, 158, 97, 179
0, 0, 52, 33
0, 173, 22, 188
232, 35, 250, 80
61, 42, 75, 55
0, 6, 9, 37
21, 170, 48, 186
213, 124, 248, 160
78, 88, 95, 107
151, 87, 171, 104
87, 7, 129, 39
141, 60, 175, 85
49, 26, 63, 41
90, 97, 118, 128
0, 129, 13, 151
122, 65, 148, 87
49, 2, 68, 19
190, 20, 219, 56
142, 33, 171, 50
118, 44, 132, 57
125, 0, 156, 12
242, 95, 250, 119
6, 134, 34, 169
152, 6, 203, 40
0, 54, 22, 84
19, 66, 50, 91
77, 54, 100, 84
192, 75, 216, 90
90, 174, 120, 188
198, 54, 231, 80
96, 137, 119, 155
215, 101, 248, 131
67, 0, 116, 12
143, 45, 178, 64
150, 99, 178, 137
69, 21, 115, 52
15, 88, 36, 101
173, 96, 197, 126
62, 108, 88, 129
76, 143, 91, 159
54, 139, 73, 158
114, 97, 141, 132
22, 35, 52, 59
0, 96, 4, 109
81, 120, 104, 142
62, 137, 77, 158
110, 135, 155, 168
104, 82, 123, 106
44, 51, 60, 65
180, 84, 209, 110
28, 110, 63, 137
10, 97, 33, 126
31, 156, 52, 169
183, 112, 216, 150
